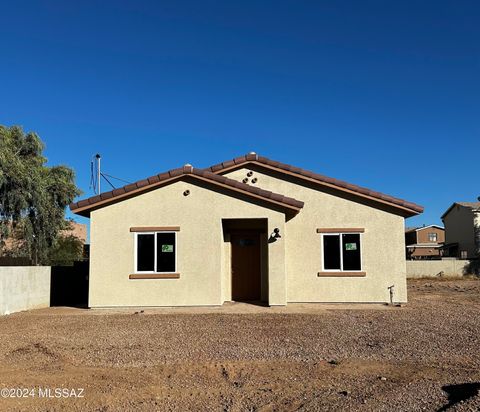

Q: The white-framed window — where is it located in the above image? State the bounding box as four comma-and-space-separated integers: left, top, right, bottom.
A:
428, 232, 437, 242
321, 233, 362, 271
134, 231, 177, 273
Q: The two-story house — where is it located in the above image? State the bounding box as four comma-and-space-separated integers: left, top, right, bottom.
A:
405, 225, 445, 260
441, 202, 480, 259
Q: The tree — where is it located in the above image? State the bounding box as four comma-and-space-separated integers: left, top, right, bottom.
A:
48, 235, 84, 266
0, 125, 81, 264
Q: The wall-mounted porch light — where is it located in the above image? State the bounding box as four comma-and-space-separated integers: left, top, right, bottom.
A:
270, 228, 281, 240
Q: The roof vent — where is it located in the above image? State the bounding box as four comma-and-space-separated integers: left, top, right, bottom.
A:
246, 151, 258, 161
183, 163, 193, 173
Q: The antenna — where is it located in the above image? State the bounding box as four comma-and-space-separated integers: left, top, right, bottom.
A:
95, 154, 101, 194
89, 153, 131, 194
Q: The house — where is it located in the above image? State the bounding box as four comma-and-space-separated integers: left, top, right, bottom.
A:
441, 202, 480, 259
405, 225, 444, 260
70, 153, 423, 307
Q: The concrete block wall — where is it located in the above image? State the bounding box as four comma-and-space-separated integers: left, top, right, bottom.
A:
406, 260, 475, 279
0, 266, 51, 315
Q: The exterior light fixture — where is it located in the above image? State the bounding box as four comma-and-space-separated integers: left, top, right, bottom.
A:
270, 228, 281, 239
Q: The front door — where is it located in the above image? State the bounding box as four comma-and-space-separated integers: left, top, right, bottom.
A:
231, 232, 261, 301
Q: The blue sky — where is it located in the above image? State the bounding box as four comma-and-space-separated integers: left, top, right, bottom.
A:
1, 1, 478, 230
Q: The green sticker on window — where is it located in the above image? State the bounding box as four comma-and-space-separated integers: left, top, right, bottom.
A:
162, 244, 173, 252
345, 243, 357, 251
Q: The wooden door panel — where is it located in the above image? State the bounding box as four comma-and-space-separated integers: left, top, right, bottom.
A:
231, 233, 261, 301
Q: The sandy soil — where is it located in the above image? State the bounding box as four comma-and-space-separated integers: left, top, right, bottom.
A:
0, 279, 479, 411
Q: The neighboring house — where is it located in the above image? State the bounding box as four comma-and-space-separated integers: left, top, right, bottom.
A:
70, 152, 423, 307
441, 202, 480, 259
405, 225, 445, 260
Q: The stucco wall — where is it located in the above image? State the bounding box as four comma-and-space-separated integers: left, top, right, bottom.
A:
0, 266, 51, 315
224, 166, 408, 303
89, 177, 286, 307
443, 206, 476, 258
406, 260, 474, 278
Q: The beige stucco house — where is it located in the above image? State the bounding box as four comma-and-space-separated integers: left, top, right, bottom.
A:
70, 153, 423, 307
441, 202, 480, 259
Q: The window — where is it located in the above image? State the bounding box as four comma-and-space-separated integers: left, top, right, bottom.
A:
428, 232, 437, 242
135, 232, 176, 273
322, 233, 362, 271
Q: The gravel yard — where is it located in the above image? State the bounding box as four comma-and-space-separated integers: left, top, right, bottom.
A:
0, 278, 479, 411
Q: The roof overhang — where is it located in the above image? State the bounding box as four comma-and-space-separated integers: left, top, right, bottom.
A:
406, 244, 443, 248
70, 165, 304, 218
207, 153, 424, 217
414, 225, 444, 232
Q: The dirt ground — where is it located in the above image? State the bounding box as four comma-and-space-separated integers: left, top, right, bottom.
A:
0, 279, 479, 412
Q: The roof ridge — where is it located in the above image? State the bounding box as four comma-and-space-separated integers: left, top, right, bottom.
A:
441, 201, 480, 219
206, 153, 423, 216
70, 163, 304, 216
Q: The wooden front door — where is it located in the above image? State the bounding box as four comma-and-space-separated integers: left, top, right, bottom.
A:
231, 232, 261, 301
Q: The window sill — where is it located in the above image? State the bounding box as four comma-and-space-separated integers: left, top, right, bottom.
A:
129, 273, 180, 279
317, 272, 366, 277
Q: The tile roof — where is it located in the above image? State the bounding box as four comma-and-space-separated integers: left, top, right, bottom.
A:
207, 153, 423, 216
70, 165, 304, 217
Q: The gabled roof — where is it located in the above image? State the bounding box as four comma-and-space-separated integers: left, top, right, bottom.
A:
70, 164, 304, 217
207, 153, 423, 216
406, 224, 444, 233
441, 202, 480, 219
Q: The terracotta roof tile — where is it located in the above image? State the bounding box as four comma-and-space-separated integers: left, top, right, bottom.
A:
147, 175, 160, 184
124, 183, 137, 192
136, 179, 149, 188
70, 164, 304, 216
77, 199, 90, 208
112, 188, 126, 196
206, 153, 423, 215
100, 191, 114, 200
169, 168, 183, 178
222, 160, 235, 168
158, 172, 170, 181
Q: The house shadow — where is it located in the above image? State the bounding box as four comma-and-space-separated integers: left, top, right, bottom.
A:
437, 382, 480, 411
242, 300, 270, 308
50, 261, 89, 308
462, 259, 480, 276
